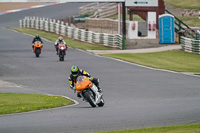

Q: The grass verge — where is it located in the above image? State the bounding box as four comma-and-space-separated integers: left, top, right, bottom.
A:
178, 16, 200, 27
102, 50, 200, 75
0, 93, 74, 115
164, 0, 200, 9
11, 28, 114, 50
95, 123, 200, 133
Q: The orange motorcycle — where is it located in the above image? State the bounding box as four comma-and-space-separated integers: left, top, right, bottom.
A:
33, 41, 43, 57
75, 76, 104, 107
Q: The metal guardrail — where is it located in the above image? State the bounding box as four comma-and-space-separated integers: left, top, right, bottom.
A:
74, 3, 117, 22
98, 5, 117, 18
73, 14, 91, 22
19, 16, 122, 49
79, 3, 117, 18
166, 10, 200, 40
0, 0, 125, 2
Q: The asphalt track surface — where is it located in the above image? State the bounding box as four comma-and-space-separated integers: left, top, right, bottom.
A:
0, 3, 200, 133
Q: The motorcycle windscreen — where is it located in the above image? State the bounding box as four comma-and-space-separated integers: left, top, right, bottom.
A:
76, 76, 92, 91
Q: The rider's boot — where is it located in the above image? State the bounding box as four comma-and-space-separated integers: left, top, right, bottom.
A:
77, 93, 81, 98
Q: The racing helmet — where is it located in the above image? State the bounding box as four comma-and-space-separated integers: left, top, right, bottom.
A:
58, 37, 63, 42
71, 65, 79, 77
35, 35, 39, 38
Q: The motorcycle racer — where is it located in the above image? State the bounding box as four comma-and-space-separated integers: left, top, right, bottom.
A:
32, 35, 43, 51
68, 65, 102, 97
55, 37, 66, 55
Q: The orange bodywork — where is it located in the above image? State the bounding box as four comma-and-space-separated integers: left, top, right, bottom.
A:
76, 76, 93, 93
33, 41, 43, 52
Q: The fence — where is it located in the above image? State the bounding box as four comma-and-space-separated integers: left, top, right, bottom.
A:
181, 36, 200, 54
19, 17, 122, 49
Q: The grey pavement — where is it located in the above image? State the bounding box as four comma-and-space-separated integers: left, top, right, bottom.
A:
87, 44, 181, 54
1, 3, 200, 133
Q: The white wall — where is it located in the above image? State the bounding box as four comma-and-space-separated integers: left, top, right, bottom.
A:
147, 12, 156, 39
128, 11, 157, 39
128, 21, 138, 39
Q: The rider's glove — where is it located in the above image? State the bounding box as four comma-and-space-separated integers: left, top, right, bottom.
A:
89, 77, 94, 81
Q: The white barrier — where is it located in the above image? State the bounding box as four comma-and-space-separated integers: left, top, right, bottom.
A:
20, 16, 122, 49
181, 36, 200, 54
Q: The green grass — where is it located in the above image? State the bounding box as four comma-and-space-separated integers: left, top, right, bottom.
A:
0, 93, 74, 115
95, 123, 200, 133
102, 50, 200, 75
178, 16, 200, 27
12, 28, 114, 50
164, 0, 200, 9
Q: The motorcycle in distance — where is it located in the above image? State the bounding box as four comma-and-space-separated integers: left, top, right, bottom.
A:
58, 43, 67, 61
33, 41, 43, 57
75, 76, 104, 107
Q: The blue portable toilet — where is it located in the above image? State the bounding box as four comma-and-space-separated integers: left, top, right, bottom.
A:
159, 14, 175, 44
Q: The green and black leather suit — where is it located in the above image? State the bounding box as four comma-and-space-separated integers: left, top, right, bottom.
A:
68, 69, 100, 90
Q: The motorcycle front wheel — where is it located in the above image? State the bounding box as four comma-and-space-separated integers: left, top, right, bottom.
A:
59, 56, 64, 61
59, 52, 64, 61
83, 90, 96, 107
35, 49, 40, 57
97, 97, 104, 107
